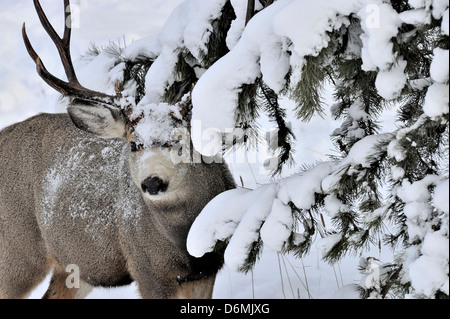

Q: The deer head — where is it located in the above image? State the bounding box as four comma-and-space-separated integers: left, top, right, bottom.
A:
22, 0, 191, 200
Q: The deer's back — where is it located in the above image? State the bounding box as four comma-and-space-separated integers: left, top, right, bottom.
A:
0, 113, 136, 286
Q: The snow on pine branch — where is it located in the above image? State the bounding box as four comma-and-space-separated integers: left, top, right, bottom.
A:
190, 0, 407, 155
186, 0, 448, 297
187, 134, 391, 271
75, 0, 448, 297
78, 1, 233, 111
137, 0, 229, 105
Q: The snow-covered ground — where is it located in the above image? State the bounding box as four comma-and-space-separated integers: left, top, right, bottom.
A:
1, 0, 396, 299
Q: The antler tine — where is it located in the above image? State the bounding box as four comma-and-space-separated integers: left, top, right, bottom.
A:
63, 0, 72, 44
22, 22, 39, 63
22, 0, 118, 106
22, 22, 76, 97
33, 0, 78, 85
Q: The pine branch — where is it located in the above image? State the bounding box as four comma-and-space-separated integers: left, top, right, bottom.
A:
258, 81, 295, 175
198, 0, 235, 69
291, 55, 327, 121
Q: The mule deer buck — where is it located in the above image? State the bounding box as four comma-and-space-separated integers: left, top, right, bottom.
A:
0, 0, 235, 299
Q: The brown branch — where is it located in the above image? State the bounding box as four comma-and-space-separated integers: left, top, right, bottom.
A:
245, 0, 255, 26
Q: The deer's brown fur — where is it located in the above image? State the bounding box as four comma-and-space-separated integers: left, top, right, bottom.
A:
0, 113, 235, 299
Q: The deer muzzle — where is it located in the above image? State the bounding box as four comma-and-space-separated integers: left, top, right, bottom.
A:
141, 176, 169, 195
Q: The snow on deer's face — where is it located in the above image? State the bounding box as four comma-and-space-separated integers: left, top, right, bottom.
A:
126, 102, 188, 201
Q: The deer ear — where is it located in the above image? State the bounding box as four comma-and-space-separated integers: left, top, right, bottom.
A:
67, 102, 127, 139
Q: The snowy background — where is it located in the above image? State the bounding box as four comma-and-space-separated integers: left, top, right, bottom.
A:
0, 0, 400, 299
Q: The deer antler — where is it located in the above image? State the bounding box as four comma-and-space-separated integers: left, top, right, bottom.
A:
22, 0, 117, 106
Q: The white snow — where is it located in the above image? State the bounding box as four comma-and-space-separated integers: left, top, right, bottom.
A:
423, 82, 450, 119
191, 0, 369, 155
403, 201, 432, 240
226, 0, 247, 50
396, 173, 449, 297
222, 184, 278, 270
187, 187, 265, 258
122, 35, 160, 61
138, 0, 229, 105
399, 8, 431, 25
359, 2, 401, 72
133, 103, 183, 147
423, 47, 449, 120
189, 133, 391, 271
348, 100, 369, 121
408, 0, 428, 9
77, 51, 120, 96
321, 134, 392, 192
331, 284, 361, 299
375, 58, 407, 100
409, 77, 432, 91
363, 205, 387, 224
409, 255, 448, 297
324, 194, 350, 218
260, 198, 294, 252
387, 139, 407, 162
41, 166, 64, 228
391, 166, 405, 181
442, 8, 449, 35
430, 48, 449, 83
280, 162, 336, 210
396, 175, 441, 203
341, 134, 391, 168
432, 0, 450, 19
422, 232, 449, 261
433, 179, 449, 214
316, 233, 342, 255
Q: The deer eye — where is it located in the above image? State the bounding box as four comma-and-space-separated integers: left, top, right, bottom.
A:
130, 142, 143, 152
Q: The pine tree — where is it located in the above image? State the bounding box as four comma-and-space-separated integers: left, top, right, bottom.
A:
83, 0, 449, 298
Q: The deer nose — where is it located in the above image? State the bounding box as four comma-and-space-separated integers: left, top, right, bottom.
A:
141, 176, 169, 195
